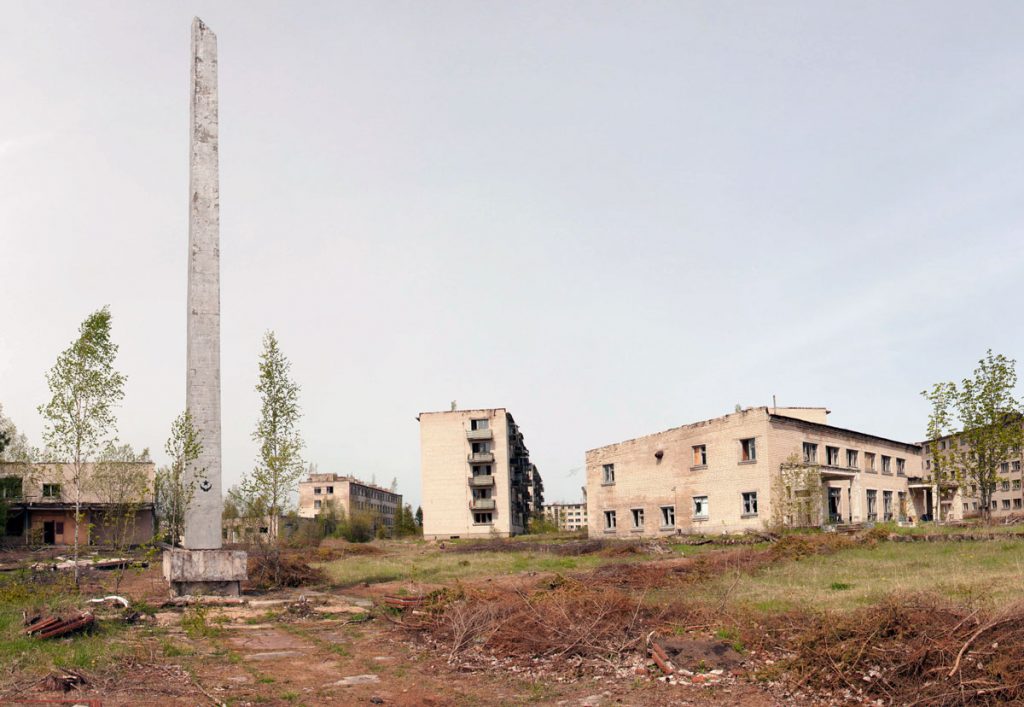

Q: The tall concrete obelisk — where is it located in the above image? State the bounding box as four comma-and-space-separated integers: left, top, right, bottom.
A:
185, 16, 222, 550
165, 18, 246, 597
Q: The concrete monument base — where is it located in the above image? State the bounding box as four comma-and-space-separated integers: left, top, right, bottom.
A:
163, 548, 248, 598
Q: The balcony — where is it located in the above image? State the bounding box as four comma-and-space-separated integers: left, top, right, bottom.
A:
469, 475, 495, 487
468, 452, 494, 463
467, 428, 493, 441
470, 498, 496, 511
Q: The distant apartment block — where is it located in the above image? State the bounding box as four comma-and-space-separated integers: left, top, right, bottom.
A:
543, 501, 588, 531
587, 406, 925, 537
297, 473, 402, 533
419, 408, 543, 539
920, 434, 1024, 520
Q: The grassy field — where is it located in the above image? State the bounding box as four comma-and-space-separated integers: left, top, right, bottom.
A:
316, 546, 634, 587
694, 537, 1024, 613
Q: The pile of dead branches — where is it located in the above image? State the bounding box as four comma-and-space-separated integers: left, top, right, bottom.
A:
247, 549, 325, 589
753, 596, 1024, 705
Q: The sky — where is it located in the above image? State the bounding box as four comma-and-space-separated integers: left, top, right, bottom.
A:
2, 1, 1024, 509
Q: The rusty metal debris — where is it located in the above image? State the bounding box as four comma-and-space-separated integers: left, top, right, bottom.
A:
649, 640, 676, 675
382, 595, 426, 609
23, 611, 95, 639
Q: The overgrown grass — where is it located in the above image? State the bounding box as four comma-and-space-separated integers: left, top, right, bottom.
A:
316, 546, 641, 587
882, 521, 1024, 536
694, 538, 1024, 613
0, 571, 130, 679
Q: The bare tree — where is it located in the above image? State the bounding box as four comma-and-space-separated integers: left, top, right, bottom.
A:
38, 307, 126, 586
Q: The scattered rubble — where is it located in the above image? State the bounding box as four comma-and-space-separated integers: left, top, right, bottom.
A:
23, 611, 95, 639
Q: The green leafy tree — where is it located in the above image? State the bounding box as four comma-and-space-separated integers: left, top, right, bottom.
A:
240, 331, 305, 540
923, 350, 1024, 520
0, 404, 35, 462
393, 503, 420, 538
93, 443, 151, 590
415, 505, 423, 528
38, 307, 126, 585
155, 410, 205, 546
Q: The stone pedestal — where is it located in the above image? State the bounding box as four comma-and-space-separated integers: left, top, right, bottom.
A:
163, 548, 248, 597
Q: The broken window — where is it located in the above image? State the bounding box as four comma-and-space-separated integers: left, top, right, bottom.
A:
314, 500, 321, 509
0, 477, 22, 499
626, 506, 643, 528
1003, 500, 1011, 510
42, 484, 61, 498
604, 510, 617, 530
313, 487, 322, 495
660, 506, 675, 527
896, 458, 906, 476
882, 491, 893, 521
802, 443, 817, 464
472, 465, 492, 476
471, 441, 491, 454
472, 488, 491, 499
473, 512, 493, 524
1014, 461, 1022, 472
866, 490, 877, 521
55, 522, 64, 535
326, 486, 334, 494
470, 418, 489, 431
881, 456, 892, 474
1014, 480, 1021, 491
847, 450, 858, 469
1002, 462, 1010, 474
742, 492, 758, 516
740, 438, 756, 462
692, 445, 707, 466
692, 496, 708, 519
865, 452, 876, 472
1003, 480, 1011, 491
1016, 499, 1023, 510
602, 464, 615, 484
826, 446, 840, 466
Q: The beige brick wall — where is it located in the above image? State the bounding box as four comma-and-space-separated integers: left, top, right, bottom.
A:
586, 407, 923, 537
420, 409, 514, 539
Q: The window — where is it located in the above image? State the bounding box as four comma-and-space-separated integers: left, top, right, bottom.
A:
604, 510, 617, 530
473, 512, 493, 524
742, 492, 758, 516
472, 441, 491, 454
692, 445, 707, 466
472, 465, 492, 476
602, 464, 615, 484
55, 522, 64, 535
42, 483, 61, 498
326, 486, 334, 494
1014, 461, 1022, 472
470, 418, 489, 430
802, 443, 817, 464
1001, 462, 1010, 474
865, 452, 876, 472
314, 487, 322, 495
692, 496, 709, 519
472, 488, 491, 499
1016, 499, 1023, 510
826, 446, 840, 466
896, 458, 906, 476
866, 490, 877, 521
313, 500, 321, 510
740, 438, 756, 462
660, 506, 675, 527
898, 491, 907, 521
1014, 480, 1021, 491
881, 456, 892, 474
1003, 480, 1011, 492
1002, 500, 1011, 510
964, 503, 969, 512
883, 490, 893, 521
847, 450, 859, 469
631, 508, 645, 529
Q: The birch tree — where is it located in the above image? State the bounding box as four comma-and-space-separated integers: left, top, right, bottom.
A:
242, 331, 304, 540
155, 410, 205, 546
923, 350, 1024, 519
93, 443, 151, 590
38, 307, 126, 585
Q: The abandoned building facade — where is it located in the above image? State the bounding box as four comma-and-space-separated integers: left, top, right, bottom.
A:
543, 500, 589, 531
0, 461, 156, 546
297, 472, 402, 532
919, 433, 1024, 521
419, 408, 543, 539
586, 406, 931, 537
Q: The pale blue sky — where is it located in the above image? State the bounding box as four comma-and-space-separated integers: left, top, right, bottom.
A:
2, 1, 1023, 508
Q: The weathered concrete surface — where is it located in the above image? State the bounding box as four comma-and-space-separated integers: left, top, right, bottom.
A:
163, 548, 247, 597
185, 16, 223, 550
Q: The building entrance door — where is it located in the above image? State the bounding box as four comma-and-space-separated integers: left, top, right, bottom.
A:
828, 488, 842, 523
42, 521, 56, 544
